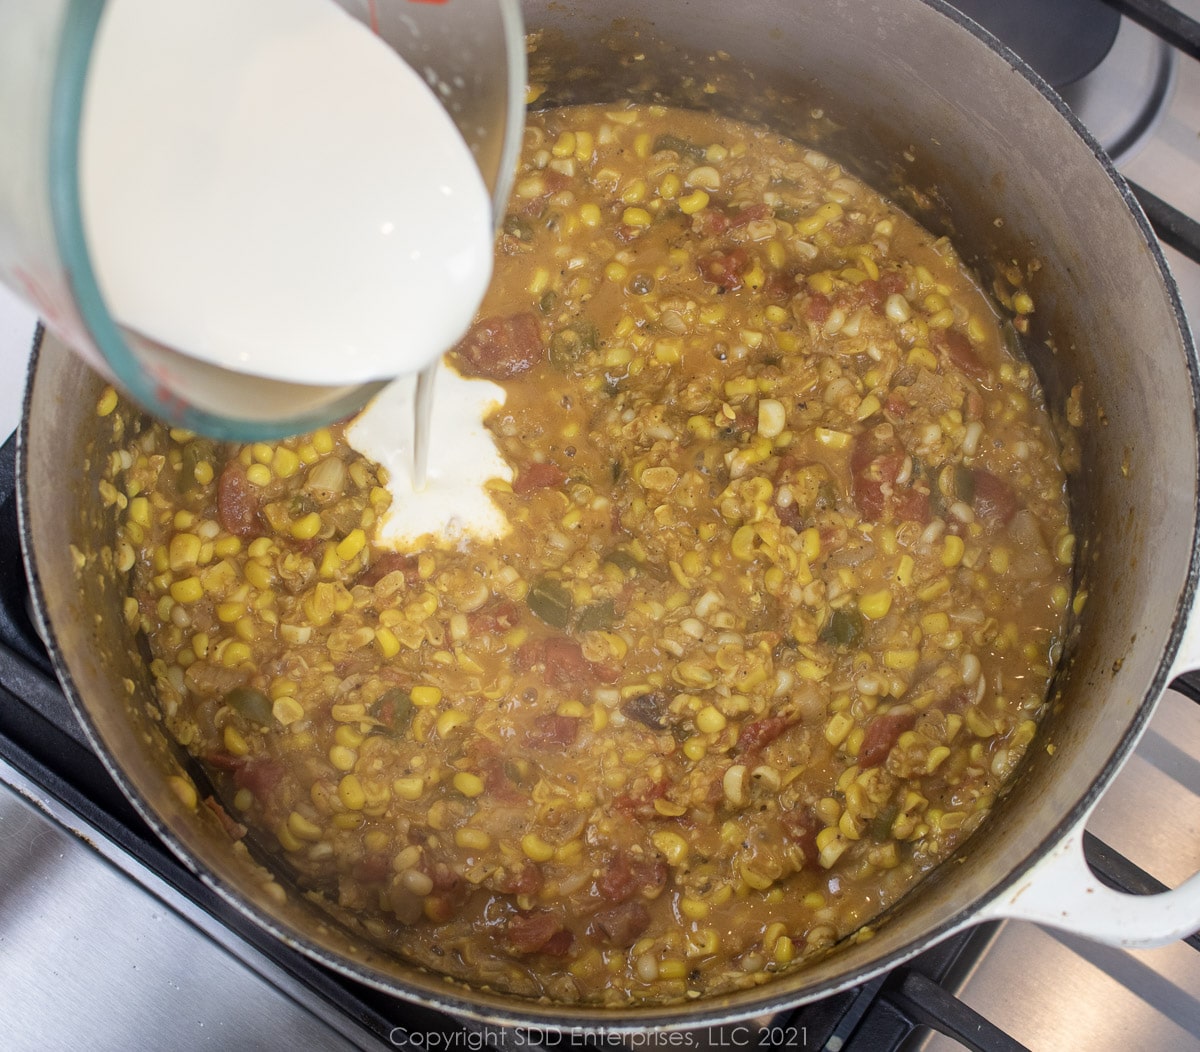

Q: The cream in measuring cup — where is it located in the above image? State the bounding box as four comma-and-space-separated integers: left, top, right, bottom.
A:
79, 0, 495, 392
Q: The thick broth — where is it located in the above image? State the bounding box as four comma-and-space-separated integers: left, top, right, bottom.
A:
108, 104, 1072, 1004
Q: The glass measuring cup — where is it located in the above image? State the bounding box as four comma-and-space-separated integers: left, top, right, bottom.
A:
0, 0, 525, 440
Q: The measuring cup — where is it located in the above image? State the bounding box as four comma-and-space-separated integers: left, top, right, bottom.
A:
0, 0, 525, 439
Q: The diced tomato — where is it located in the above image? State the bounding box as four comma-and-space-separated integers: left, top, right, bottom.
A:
513, 461, 567, 495
495, 862, 545, 897
217, 461, 261, 538
358, 551, 420, 588
697, 247, 750, 290
595, 852, 669, 903
858, 711, 918, 769
727, 202, 772, 228
233, 758, 285, 799
203, 796, 247, 841
452, 313, 545, 379
736, 714, 796, 755
467, 599, 520, 635
592, 901, 650, 947
934, 329, 989, 383
850, 431, 930, 525
507, 910, 572, 955
518, 637, 620, 688
692, 208, 731, 237
779, 806, 820, 867
972, 469, 1020, 527
525, 714, 581, 748
803, 292, 832, 325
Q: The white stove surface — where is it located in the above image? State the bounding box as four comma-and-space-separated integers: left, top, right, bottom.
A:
3, 6, 1200, 1050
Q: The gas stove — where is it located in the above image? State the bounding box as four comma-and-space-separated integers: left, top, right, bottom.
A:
2, 3, 1200, 1049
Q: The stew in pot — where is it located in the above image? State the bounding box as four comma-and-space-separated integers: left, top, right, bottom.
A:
101, 103, 1074, 1004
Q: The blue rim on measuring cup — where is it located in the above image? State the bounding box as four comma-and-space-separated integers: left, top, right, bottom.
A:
45, 0, 421, 440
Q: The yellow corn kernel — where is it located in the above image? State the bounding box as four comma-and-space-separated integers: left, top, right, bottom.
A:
338, 774, 366, 810
579, 202, 601, 228
907, 346, 939, 371
223, 725, 250, 757
287, 811, 322, 841
213, 536, 242, 558
605, 260, 629, 283
622, 206, 653, 229
679, 897, 709, 921
336, 528, 366, 561
244, 560, 272, 591
96, 385, 119, 417
860, 589, 893, 620
918, 577, 951, 602
393, 776, 425, 801
677, 189, 710, 215
329, 744, 357, 772
731, 524, 758, 560
411, 685, 442, 708
658, 172, 681, 200
169, 577, 204, 604
453, 771, 484, 798
652, 829, 690, 866
436, 710, 468, 738
942, 534, 965, 568
551, 130, 576, 157
272, 695, 303, 726
521, 833, 556, 862
695, 705, 727, 734
168, 533, 202, 572
921, 612, 950, 636
1013, 292, 1035, 314
270, 446, 300, 479
455, 827, 492, 852
312, 428, 334, 455
291, 512, 322, 541
275, 822, 303, 853
245, 463, 272, 487
884, 649, 920, 670
574, 130, 594, 161
127, 496, 151, 528
221, 641, 253, 667
825, 711, 854, 747
814, 427, 851, 449
895, 554, 915, 587
375, 627, 400, 659
620, 178, 647, 204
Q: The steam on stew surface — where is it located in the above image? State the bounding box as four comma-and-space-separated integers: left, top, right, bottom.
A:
108, 104, 1073, 1004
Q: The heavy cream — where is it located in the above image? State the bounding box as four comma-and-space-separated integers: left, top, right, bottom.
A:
346, 363, 512, 546
79, 0, 493, 385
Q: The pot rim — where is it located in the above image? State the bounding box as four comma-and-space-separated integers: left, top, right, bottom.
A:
16, 0, 1200, 1031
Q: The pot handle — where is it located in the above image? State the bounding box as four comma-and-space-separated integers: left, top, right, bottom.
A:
977, 801, 1200, 946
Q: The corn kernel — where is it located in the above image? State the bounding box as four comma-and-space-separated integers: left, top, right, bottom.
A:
860, 589, 893, 620
696, 705, 727, 734
411, 685, 443, 708
579, 202, 601, 227
291, 512, 322, 541
652, 829, 690, 866
273, 695, 304, 726
393, 776, 425, 801
455, 827, 492, 851
96, 386, 119, 417
329, 744, 357, 772
622, 206, 653, 229
336, 528, 367, 561
453, 771, 484, 798
677, 189, 710, 215
942, 534, 965, 568
169, 577, 204, 604
338, 774, 366, 810
521, 833, 556, 862
375, 627, 400, 659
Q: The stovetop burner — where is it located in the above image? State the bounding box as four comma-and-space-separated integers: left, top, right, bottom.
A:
950, 0, 1178, 164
